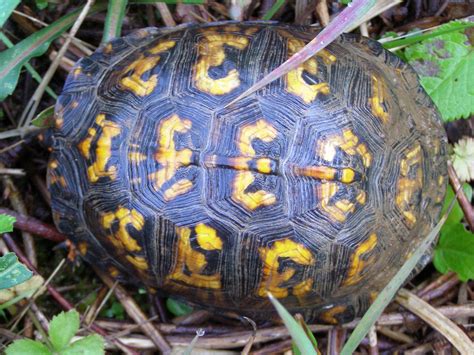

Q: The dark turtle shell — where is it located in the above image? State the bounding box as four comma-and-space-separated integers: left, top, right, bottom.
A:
48, 21, 447, 324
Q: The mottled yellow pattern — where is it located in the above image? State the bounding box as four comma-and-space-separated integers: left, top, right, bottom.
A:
232, 120, 278, 210
257, 239, 314, 298
78, 114, 121, 183
343, 233, 378, 286
368, 75, 389, 123
102, 207, 144, 252
120, 40, 175, 96
286, 38, 335, 103
396, 144, 423, 228
320, 305, 346, 325
167, 224, 223, 289
316, 129, 372, 222
194, 33, 249, 95
149, 114, 194, 200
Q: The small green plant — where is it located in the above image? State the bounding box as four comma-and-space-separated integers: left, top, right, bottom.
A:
166, 298, 193, 317
402, 20, 474, 121
5, 309, 105, 355
0, 214, 33, 290
433, 184, 474, 281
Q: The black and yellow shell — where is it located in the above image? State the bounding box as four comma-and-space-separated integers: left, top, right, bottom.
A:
48, 21, 447, 324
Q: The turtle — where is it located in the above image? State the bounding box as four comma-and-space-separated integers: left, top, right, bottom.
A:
48, 21, 447, 324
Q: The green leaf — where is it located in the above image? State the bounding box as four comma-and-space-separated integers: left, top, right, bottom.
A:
166, 298, 193, 317
403, 20, 474, 122
5, 339, 51, 355
0, 33, 57, 99
382, 21, 474, 50
268, 293, 317, 355
0, 0, 20, 28
49, 310, 80, 351
62, 334, 105, 355
102, 0, 128, 44
0, 2, 107, 101
434, 223, 474, 281
0, 253, 33, 289
0, 213, 16, 233
31, 105, 55, 128
35, 0, 48, 10
101, 300, 125, 319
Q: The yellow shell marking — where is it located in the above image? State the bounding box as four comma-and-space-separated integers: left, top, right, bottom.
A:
396, 144, 423, 228
126, 255, 148, 270
102, 207, 144, 252
150, 114, 194, 200
318, 129, 371, 168
286, 39, 335, 103
343, 233, 378, 286
314, 129, 371, 222
108, 266, 120, 278
258, 239, 314, 298
320, 305, 347, 325
194, 33, 249, 95
167, 224, 223, 289
78, 242, 88, 256
232, 120, 277, 210
120, 40, 175, 96
368, 75, 389, 123
78, 114, 121, 183
164, 179, 193, 201
48, 160, 67, 188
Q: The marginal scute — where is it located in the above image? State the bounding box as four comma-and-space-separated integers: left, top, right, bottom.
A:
396, 143, 423, 228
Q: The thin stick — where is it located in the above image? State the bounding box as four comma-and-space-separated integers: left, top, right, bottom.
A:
155, 3, 176, 27
0, 208, 66, 242
368, 326, 379, 355
94, 268, 172, 354
0, 168, 25, 176
448, 162, 474, 230
396, 288, 474, 354
10, 258, 66, 331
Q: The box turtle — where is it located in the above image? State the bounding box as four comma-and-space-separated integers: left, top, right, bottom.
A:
48, 21, 447, 324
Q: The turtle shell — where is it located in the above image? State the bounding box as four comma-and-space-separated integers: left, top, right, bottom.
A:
48, 21, 447, 324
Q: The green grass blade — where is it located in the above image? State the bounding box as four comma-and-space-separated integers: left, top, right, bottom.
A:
341, 195, 456, 354
102, 0, 128, 44
0, 0, 20, 27
261, 0, 286, 20
268, 293, 317, 355
381, 21, 474, 49
0, 2, 107, 101
0, 33, 57, 99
